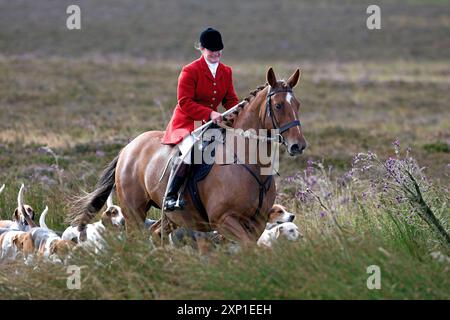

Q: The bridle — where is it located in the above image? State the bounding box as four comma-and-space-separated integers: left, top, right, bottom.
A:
264, 86, 301, 145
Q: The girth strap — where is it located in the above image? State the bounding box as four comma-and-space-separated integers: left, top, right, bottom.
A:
240, 164, 273, 218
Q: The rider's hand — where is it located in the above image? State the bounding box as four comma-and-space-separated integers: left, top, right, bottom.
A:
210, 111, 222, 124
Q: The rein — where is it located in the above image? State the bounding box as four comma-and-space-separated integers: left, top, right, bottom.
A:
217, 122, 280, 142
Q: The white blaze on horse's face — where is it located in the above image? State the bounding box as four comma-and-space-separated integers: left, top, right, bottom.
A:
286, 92, 293, 105
285, 92, 301, 135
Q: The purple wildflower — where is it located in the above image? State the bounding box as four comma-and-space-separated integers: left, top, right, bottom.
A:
367, 151, 376, 161
385, 157, 396, 173
306, 175, 318, 188
296, 191, 309, 202
393, 139, 400, 155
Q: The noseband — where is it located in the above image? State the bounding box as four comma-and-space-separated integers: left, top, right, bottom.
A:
265, 86, 301, 144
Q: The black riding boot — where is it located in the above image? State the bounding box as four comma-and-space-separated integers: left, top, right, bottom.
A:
164, 162, 189, 211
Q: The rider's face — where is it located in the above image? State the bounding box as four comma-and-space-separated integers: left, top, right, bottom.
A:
201, 48, 222, 64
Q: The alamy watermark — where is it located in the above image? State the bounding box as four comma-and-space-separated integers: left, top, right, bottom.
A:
66, 5, 81, 30
67, 265, 81, 290
366, 5, 381, 30
366, 265, 381, 290
178, 123, 283, 175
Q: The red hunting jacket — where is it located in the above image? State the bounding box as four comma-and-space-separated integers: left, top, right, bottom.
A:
161, 55, 239, 145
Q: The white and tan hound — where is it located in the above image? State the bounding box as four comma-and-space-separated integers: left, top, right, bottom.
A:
257, 204, 301, 248
0, 184, 40, 231
62, 190, 125, 253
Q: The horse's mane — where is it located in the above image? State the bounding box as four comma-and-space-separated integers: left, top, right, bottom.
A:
243, 83, 268, 105
234, 79, 288, 116
223, 83, 270, 128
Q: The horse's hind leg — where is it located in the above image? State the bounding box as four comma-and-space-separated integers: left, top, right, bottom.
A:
149, 216, 176, 246
116, 182, 148, 239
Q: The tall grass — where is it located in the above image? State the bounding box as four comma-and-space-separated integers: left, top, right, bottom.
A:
0, 146, 448, 299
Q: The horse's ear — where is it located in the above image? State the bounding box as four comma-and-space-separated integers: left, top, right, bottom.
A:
266, 67, 277, 87
287, 68, 301, 88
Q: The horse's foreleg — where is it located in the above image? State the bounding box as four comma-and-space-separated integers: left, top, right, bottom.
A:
216, 215, 256, 246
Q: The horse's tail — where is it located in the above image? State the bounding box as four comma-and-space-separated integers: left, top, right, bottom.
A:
67, 155, 119, 228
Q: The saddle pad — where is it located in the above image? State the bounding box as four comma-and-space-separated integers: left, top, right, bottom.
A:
186, 162, 214, 222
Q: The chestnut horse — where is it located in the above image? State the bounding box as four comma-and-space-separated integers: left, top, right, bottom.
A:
69, 67, 307, 244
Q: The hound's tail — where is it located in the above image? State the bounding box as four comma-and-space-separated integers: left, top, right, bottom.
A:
39, 206, 49, 229
67, 155, 119, 228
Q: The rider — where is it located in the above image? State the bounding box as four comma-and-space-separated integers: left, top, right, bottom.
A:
161, 27, 239, 211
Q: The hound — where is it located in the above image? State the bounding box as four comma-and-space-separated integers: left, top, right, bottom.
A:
12, 227, 76, 264
0, 184, 40, 231
167, 228, 224, 254
0, 230, 27, 262
266, 204, 296, 227
257, 222, 302, 248
144, 218, 158, 230
165, 204, 297, 252
62, 190, 125, 253
257, 204, 301, 248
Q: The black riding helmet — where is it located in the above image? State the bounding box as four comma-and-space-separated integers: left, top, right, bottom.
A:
199, 27, 224, 51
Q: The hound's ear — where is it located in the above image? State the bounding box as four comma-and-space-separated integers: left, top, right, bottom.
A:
287, 68, 301, 88
266, 67, 277, 87
12, 234, 23, 250
267, 207, 276, 223
49, 242, 58, 255
13, 208, 20, 221
101, 213, 113, 228
21, 206, 36, 227
274, 226, 281, 239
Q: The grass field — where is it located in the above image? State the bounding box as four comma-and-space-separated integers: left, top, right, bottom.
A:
0, 0, 449, 299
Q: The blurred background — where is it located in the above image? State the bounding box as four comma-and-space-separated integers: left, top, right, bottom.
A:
1, 0, 449, 61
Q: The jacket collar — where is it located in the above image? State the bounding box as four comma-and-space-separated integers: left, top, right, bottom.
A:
199, 55, 223, 81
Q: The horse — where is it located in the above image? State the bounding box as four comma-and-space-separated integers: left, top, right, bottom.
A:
69, 67, 307, 245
